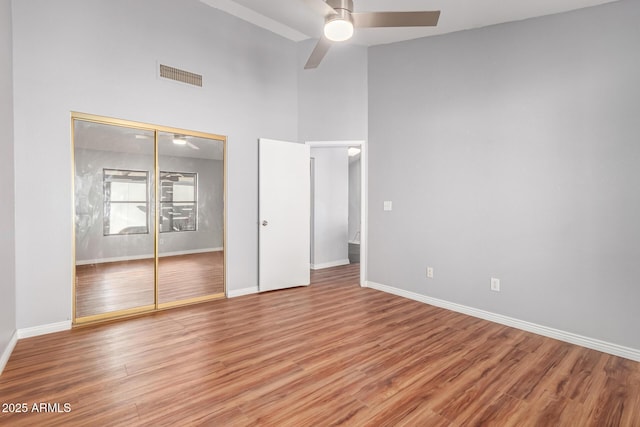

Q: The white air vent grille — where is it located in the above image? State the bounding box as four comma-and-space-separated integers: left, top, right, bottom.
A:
159, 64, 202, 87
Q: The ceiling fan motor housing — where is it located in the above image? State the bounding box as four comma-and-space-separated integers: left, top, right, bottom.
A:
325, 0, 354, 31
327, 0, 353, 14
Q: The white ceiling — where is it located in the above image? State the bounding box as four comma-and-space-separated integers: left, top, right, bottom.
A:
200, 0, 619, 46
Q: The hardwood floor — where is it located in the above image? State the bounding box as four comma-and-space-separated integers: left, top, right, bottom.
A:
75, 251, 224, 318
3, 264, 639, 426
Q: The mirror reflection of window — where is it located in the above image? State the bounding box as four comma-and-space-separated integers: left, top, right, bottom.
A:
103, 169, 149, 235
160, 171, 197, 232
73, 113, 226, 323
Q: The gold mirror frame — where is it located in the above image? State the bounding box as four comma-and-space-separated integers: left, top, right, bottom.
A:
71, 112, 227, 325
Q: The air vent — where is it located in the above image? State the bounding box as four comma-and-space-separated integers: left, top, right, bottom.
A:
159, 64, 203, 87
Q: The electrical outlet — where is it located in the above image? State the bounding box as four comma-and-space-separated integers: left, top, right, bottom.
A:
490, 277, 500, 292
427, 267, 434, 279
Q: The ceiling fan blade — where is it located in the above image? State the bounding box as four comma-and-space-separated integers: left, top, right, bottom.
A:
187, 141, 200, 150
299, 0, 336, 17
353, 11, 440, 28
304, 37, 332, 69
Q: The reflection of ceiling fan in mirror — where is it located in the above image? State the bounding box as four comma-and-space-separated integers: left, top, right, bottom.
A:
172, 134, 200, 151
162, 172, 184, 182
301, 0, 440, 69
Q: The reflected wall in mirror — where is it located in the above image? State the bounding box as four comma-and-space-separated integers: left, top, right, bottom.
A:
157, 132, 225, 306
72, 113, 226, 323
74, 120, 156, 320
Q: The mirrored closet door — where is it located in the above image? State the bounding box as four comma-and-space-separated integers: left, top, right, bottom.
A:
72, 113, 226, 324
157, 131, 225, 307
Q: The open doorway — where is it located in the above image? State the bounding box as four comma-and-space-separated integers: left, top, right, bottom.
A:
307, 141, 366, 286
348, 146, 361, 265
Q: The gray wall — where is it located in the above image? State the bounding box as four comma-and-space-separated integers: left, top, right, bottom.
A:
74, 149, 223, 263
0, 0, 16, 363
297, 40, 368, 142
311, 147, 349, 267
13, 0, 298, 329
368, 0, 640, 350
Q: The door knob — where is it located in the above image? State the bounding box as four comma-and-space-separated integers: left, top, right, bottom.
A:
262, 220, 268, 226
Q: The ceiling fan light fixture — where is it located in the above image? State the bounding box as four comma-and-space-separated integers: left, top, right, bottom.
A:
324, 13, 354, 42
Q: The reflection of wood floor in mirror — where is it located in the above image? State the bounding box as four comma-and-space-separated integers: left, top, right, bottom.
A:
75, 251, 224, 318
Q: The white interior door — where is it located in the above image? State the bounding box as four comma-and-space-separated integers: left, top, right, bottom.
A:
259, 138, 310, 292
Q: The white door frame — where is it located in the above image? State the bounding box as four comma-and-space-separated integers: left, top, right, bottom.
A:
306, 140, 367, 287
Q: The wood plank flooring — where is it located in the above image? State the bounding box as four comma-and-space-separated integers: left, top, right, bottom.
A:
3, 264, 640, 426
75, 251, 224, 318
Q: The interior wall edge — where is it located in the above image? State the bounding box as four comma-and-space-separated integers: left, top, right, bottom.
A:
365, 280, 640, 363
0, 0, 17, 378
0, 330, 18, 376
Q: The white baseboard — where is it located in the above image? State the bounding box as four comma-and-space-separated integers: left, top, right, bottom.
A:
17, 321, 72, 339
364, 281, 640, 363
311, 259, 350, 270
76, 254, 153, 265
0, 330, 18, 375
76, 247, 223, 265
228, 287, 259, 298
160, 247, 223, 257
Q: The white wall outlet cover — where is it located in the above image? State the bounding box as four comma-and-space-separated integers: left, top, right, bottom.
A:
491, 277, 500, 292
427, 267, 434, 278
384, 201, 392, 211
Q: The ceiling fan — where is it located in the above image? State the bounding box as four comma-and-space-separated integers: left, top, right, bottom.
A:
301, 0, 441, 69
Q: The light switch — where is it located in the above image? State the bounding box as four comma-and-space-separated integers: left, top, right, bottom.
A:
384, 201, 393, 211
